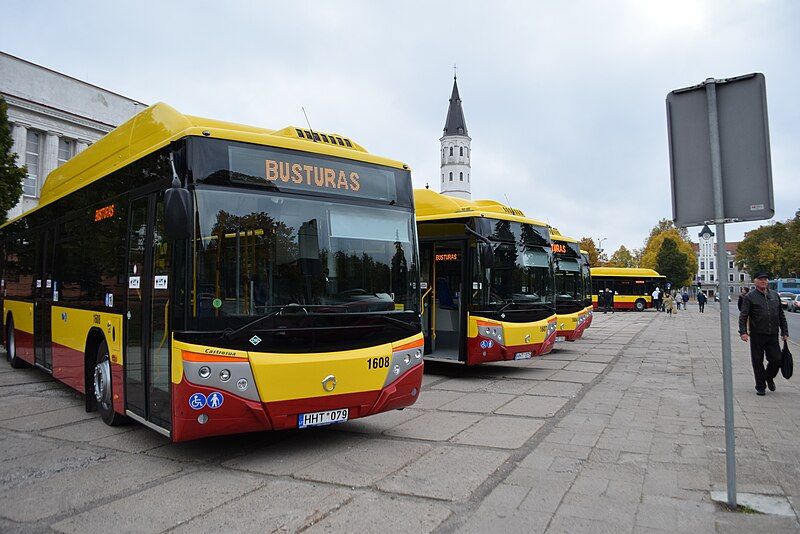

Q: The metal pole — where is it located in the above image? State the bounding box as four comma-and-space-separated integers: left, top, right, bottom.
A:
706, 78, 737, 508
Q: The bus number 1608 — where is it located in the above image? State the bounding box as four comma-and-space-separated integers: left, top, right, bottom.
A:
367, 356, 391, 369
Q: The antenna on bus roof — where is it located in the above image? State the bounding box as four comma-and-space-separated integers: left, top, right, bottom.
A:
301, 106, 318, 142
504, 193, 513, 210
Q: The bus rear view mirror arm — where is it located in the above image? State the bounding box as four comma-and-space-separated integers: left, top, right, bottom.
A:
164, 153, 192, 240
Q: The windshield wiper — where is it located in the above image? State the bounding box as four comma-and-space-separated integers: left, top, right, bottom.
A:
367, 313, 419, 332
221, 304, 349, 340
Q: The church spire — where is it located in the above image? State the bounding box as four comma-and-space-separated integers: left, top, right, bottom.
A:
443, 75, 468, 136
439, 72, 471, 200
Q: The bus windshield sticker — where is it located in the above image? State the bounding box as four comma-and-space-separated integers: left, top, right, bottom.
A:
129, 276, 140, 289
154, 275, 168, 290
228, 145, 398, 202
46, 279, 52, 288
189, 393, 206, 410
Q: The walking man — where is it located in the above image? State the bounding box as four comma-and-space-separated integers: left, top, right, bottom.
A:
652, 286, 661, 312
682, 290, 689, 310
739, 272, 789, 396
697, 291, 707, 313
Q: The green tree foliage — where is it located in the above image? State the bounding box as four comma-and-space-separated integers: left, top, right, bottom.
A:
0, 96, 25, 222
647, 218, 689, 242
655, 237, 693, 288
578, 237, 601, 266
607, 245, 637, 268
736, 211, 800, 277
641, 226, 695, 284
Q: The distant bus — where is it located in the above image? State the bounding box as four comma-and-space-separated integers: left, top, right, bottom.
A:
550, 229, 589, 342
591, 267, 666, 311
415, 190, 557, 365
1, 103, 423, 441
768, 278, 800, 294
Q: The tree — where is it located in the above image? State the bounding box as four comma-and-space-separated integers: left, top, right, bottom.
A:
579, 237, 601, 266
736, 211, 800, 278
655, 237, 693, 288
640, 227, 695, 283
647, 218, 689, 242
0, 96, 25, 222
607, 245, 637, 268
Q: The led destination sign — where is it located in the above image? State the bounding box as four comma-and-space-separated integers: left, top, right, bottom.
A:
229, 146, 398, 202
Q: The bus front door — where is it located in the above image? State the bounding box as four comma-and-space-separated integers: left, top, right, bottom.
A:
125, 193, 172, 434
421, 241, 465, 361
33, 230, 53, 370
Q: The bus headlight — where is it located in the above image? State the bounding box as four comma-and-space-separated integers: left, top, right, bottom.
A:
219, 369, 231, 382
414, 349, 422, 360
393, 364, 401, 375
198, 366, 211, 379
403, 354, 411, 365
237, 378, 248, 391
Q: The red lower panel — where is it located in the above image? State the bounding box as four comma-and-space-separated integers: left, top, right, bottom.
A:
170, 364, 424, 442
556, 327, 583, 342
172, 377, 272, 442
51, 342, 84, 392
112, 362, 124, 414
585, 315, 593, 328
13, 329, 35, 365
466, 332, 556, 366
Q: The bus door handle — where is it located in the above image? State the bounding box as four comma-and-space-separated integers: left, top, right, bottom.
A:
420, 286, 433, 315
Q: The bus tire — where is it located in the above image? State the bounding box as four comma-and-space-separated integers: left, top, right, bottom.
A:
6, 316, 26, 369
93, 339, 127, 426
634, 299, 646, 312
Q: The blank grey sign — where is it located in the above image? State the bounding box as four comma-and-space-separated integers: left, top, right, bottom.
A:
666, 73, 773, 227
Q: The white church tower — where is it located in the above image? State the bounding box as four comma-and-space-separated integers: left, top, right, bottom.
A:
440, 75, 471, 199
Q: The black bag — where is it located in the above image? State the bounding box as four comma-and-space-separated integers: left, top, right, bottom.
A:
781, 340, 793, 380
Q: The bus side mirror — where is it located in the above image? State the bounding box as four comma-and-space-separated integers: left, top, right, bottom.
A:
164, 184, 192, 240
480, 242, 495, 268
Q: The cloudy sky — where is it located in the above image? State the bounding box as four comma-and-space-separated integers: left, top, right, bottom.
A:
3, 1, 798, 255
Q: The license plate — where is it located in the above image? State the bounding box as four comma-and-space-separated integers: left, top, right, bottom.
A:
514, 351, 532, 360
555, 336, 566, 342
298, 408, 349, 429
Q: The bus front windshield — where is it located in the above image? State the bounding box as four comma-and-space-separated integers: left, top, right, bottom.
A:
192, 188, 418, 320
555, 257, 584, 302
486, 243, 553, 306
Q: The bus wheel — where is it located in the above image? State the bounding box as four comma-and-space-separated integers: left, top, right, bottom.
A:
6, 317, 26, 369
93, 340, 127, 426
634, 299, 646, 312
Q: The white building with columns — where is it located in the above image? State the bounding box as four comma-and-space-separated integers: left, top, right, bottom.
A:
0, 51, 145, 219
440, 76, 471, 199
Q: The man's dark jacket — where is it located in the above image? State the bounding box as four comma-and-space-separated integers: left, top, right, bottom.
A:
738, 288, 789, 337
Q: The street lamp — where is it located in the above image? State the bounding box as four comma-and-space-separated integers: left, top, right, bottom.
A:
597, 237, 607, 259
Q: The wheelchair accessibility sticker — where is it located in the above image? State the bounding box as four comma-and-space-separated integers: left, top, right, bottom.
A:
189, 393, 206, 410
479, 340, 495, 349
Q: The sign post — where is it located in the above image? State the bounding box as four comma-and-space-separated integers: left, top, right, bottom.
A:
666, 73, 773, 508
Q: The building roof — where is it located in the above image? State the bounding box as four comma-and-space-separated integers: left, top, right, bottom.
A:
2, 102, 405, 229
414, 188, 546, 226
698, 224, 714, 238
443, 77, 468, 136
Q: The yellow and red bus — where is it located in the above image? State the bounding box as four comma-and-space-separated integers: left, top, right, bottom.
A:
580, 250, 594, 329
1, 103, 423, 441
591, 267, 666, 311
414, 190, 557, 365
550, 229, 589, 342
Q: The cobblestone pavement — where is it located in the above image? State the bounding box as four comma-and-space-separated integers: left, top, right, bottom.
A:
0, 308, 798, 533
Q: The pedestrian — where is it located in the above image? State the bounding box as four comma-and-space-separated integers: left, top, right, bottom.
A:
737, 287, 750, 312
652, 286, 661, 312
738, 272, 789, 396
697, 291, 707, 313
606, 288, 615, 313
682, 291, 689, 311
664, 293, 674, 316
